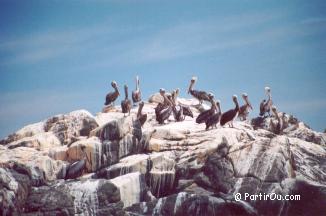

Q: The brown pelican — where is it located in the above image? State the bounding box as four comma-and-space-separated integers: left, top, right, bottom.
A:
121, 85, 132, 116
137, 101, 147, 127
196, 93, 217, 124
220, 95, 239, 128
156, 88, 173, 124
259, 87, 273, 117
171, 90, 185, 122
188, 77, 210, 104
104, 81, 120, 106
132, 76, 141, 105
238, 93, 253, 121
174, 88, 194, 118
155, 88, 169, 118
270, 106, 283, 135
205, 100, 222, 130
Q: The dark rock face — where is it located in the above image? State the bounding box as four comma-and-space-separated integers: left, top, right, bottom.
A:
0, 167, 31, 215
280, 179, 326, 216
126, 192, 257, 216
23, 179, 123, 216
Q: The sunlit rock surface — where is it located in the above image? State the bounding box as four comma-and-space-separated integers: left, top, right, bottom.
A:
0, 99, 325, 215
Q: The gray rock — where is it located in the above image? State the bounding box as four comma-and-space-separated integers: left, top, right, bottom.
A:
23, 179, 122, 215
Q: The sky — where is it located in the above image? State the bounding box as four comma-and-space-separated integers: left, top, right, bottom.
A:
0, 0, 325, 138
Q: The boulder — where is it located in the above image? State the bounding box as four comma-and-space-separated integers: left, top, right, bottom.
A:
23, 179, 123, 215
0, 167, 31, 215
0, 147, 66, 185
110, 172, 147, 208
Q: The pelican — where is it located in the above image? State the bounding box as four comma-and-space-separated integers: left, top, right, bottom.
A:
196, 93, 217, 124
270, 106, 283, 135
156, 88, 173, 124
137, 101, 147, 127
132, 76, 141, 105
121, 85, 132, 116
155, 88, 169, 118
104, 81, 120, 106
220, 95, 239, 128
188, 76, 210, 104
259, 87, 273, 117
205, 100, 222, 130
171, 90, 185, 122
238, 93, 253, 121
174, 88, 193, 118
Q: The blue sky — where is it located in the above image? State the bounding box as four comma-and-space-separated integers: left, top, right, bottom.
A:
0, 0, 325, 138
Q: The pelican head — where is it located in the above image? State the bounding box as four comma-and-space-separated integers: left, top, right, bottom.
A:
232, 95, 238, 100
111, 81, 117, 87
216, 100, 221, 112
175, 88, 180, 95
271, 105, 277, 112
265, 86, 271, 93
159, 88, 166, 95
208, 92, 215, 100
191, 76, 197, 83
242, 93, 248, 98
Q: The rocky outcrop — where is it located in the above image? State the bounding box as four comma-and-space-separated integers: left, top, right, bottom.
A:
23, 179, 124, 215
0, 99, 325, 215
1, 110, 98, 146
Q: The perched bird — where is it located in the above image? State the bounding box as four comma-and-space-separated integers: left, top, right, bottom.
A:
188, 76, 210, 104
259, 87, 273, 117
105, 81, 120, 106
238, 93, 253, 121
121, 85, 132, 116
171, 90, 185, 122
132, 76, 142, 105
137, 101, 147, 127
196, 93, 217, 124
220, 95, 240, 128
270, 106, 283, 135
174, 88, 194, 118
156, 88, 173, 124
205, 100, 222, 130
155, 88, 169, 119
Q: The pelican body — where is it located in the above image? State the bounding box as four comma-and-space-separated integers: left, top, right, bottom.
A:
156, 89, 173, 124
259, 87, 273, 117
220, 95, 239, 127
205, 100, 222, 130
188, 77, 210, 104
137, 101, 147, 127
132, 76, 141, 105
196, 93, 217, 124
270, 106, 283, 135
121, 85, 132, 116
238, 93, 253, 121
105, 81, 120, 106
